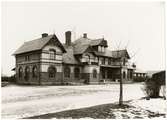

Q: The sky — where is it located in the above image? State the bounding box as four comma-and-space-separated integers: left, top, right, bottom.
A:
1, 1, 165, 76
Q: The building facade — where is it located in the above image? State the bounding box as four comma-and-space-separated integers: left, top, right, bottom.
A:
13, 31, 134, 85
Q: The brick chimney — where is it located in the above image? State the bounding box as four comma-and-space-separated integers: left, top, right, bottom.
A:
83, 33, 87, 38
65, 31, 71, 46
42, 33, 48, 38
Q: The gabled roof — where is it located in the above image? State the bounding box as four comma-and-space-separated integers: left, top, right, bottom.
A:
90, 39, 108, 47
94, 50, 113, 57
13, 34, 66, 55
72, 37, 91, 47
73, 37, 107, 47
72, 37, 108, 55
73, 44, 95, 55
73, 44, 90, 55
112, 49, 130, 59
62, 46, 80, 64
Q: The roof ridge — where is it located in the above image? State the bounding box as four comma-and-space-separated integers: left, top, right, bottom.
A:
72, 36, 92, 43
24, 34, 53, 43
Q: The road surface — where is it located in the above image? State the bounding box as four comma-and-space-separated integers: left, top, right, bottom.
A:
2, 83, 144, 119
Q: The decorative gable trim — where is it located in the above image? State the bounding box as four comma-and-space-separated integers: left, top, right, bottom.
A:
42, 34, 66, 53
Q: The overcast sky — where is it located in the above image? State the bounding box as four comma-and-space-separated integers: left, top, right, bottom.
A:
1, 1, 165, 76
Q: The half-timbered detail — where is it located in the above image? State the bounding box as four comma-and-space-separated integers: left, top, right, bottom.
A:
13, 31, 135, 85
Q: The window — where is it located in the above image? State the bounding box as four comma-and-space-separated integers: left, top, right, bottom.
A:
102, 58, 105, 65
48, 66, 56, 78
32, 66, 38, 78
123, 58, 126, 66
130, 71, 133, 79
93, 69, 97, 78
18, 67, 23, 78
25, 66, 30, 81
101, 46, 103, 52
123, 71, 126, 79
95, 57, 98, 62
74, 67, 80, 78
64, 66, 70, 78
98, 46, 101, 52
108, 58, 111, 65
85, 54, 90, 63
49, 49, 56, 60
101, 46, 104, 52
25, 55, 30, 61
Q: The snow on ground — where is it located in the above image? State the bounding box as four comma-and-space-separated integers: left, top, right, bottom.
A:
130, 98, 167, 114
112, 99, 166, 119
1, 83, 159, 119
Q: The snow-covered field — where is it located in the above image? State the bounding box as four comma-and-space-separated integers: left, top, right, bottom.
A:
1, 83, 166, 119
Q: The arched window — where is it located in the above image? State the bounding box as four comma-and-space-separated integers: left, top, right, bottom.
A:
93, 69, 97, 78
32, 66, 38, 78
18, 67, 23, 78
49, 49, 56, 60
48, 66, 56, 78
123, 71, 126, 79
25, 66, 30, 81
64, 66, 70, 78
74, 67, 80, 78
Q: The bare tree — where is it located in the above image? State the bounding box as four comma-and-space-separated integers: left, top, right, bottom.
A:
115, 40, 123, 106
119, 56, 123, 106
114, 39, 139, 106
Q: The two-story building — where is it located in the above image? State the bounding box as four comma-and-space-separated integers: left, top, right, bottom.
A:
13, 31, 134, 85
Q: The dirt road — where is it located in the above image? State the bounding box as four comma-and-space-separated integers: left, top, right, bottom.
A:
2, 83, 144, 119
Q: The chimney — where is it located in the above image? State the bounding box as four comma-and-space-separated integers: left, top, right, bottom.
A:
83, 33, 87, 38
42, 33, 48, 38
65, 31, 71, 46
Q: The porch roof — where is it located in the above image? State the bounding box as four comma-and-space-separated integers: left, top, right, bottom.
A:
100, 65, 120, 68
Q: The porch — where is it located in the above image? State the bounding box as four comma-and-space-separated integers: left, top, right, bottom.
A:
99, 66, 121, 83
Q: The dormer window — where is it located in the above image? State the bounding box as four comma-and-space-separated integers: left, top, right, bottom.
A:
101, 46, 103, 52
49, 49, 56, 60
98, 46, 106, 52
98, 46, 101, 52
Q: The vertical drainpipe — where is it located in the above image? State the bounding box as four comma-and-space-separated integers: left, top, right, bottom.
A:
38, 51, 41, 85
15, 55, 17, 83
62, 63, 64, 85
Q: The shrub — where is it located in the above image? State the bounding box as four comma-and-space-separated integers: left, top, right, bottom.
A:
142, 78, 161, 98
1, 75, 16, 83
